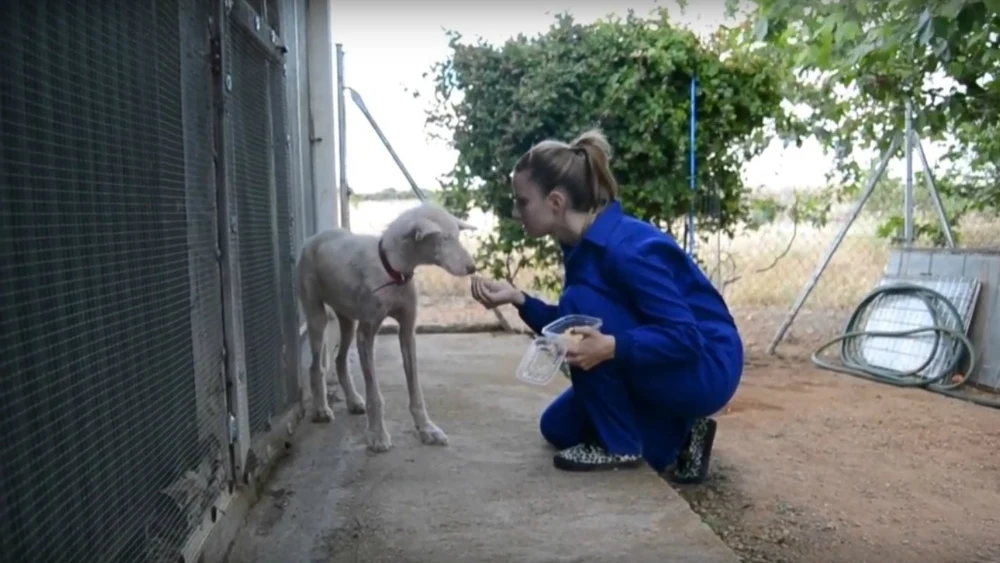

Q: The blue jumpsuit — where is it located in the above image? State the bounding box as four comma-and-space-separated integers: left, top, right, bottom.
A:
516, 201, 744, 472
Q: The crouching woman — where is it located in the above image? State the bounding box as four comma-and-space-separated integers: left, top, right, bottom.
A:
471, 129, 744, 481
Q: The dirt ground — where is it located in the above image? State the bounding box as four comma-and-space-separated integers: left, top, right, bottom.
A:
672, 308, 1000, 563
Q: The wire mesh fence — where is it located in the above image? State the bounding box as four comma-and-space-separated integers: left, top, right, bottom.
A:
704, 204, 899, 353
0, 0, 305, 560
341, 185, 1000, 357
705, 191, 1000, 355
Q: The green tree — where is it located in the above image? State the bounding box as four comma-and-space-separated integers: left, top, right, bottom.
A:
743, 0, 1000, 244
421, 10, 797, 291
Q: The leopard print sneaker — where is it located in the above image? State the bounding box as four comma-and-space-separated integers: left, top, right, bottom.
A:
553, 443, 644, 472
668, 417, 717, 484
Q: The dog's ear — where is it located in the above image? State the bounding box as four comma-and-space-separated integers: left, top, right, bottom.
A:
411, 218, 443, 242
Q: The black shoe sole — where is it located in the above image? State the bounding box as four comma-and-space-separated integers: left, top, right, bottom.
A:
553, 454, 645, 472
668, 418, 718, 485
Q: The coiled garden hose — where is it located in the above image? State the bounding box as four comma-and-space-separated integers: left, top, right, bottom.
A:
810, 282, 1000, 410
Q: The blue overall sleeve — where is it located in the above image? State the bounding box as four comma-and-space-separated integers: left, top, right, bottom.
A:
516, 293, 560, 335
611, 239, 705, 368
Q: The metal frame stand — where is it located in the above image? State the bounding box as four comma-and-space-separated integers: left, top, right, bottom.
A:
765, 101, 956, 355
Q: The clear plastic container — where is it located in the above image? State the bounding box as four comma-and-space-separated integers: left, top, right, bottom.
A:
515, 337, 568, 386
515, 315, 604, 386
541, 314, 604, 340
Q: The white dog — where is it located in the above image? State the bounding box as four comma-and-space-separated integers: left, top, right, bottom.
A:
296, 202, 477, 452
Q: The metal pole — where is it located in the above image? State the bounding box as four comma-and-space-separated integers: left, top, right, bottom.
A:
913, 132, 957, 248
715, 224, 722, 289
903, 99, 915, 245
346, 88, 428, 201
335, 43, 351, 230
765, 133, 902, 355
687, 76, 697, 257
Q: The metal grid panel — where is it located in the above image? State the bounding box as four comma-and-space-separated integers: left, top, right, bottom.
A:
270, 58, 301, 411
849, 276, 981, 380
0, 1, 227, 561
228, 21, 284, 435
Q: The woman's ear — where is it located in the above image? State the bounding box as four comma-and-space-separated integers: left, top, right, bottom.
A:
546, 188, 568, 213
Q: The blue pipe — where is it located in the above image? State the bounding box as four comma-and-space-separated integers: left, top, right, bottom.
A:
687, 76, 697, 257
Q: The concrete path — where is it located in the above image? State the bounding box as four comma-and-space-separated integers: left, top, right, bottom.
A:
225, 334, 738, 563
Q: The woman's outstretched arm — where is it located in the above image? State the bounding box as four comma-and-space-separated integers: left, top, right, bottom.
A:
514, 291, 561, 335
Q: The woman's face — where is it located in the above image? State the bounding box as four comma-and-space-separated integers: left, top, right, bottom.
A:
511, 171, 564, 238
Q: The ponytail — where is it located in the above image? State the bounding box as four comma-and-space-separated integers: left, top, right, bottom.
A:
571, 129, 618, 211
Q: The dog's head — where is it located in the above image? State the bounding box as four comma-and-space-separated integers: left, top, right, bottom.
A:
400, 203, 478, 277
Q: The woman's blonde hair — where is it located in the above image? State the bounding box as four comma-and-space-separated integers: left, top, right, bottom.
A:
512, 128, 618, 212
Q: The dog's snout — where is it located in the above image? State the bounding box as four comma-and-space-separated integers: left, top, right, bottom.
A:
465, 263, 477, 275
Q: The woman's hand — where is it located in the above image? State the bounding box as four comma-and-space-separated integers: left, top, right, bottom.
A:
470, 275, 525, 309
565, 326, 616, 370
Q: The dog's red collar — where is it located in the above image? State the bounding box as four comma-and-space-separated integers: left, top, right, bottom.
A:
377, 238, 412, 290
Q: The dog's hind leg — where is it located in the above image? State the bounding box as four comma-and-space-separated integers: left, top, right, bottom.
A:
306, 305, 335, 423
334, 314, 366, 414
319, 327, 343, 404
397, 310, 448, 446
356, 322, 391, 452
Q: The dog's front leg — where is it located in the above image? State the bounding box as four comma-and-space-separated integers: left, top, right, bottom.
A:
356, 323, 391, 452
398, 312, 448, 446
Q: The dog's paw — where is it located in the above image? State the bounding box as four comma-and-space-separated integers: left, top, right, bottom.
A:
346, 394, 366, 415
312, 406, 335, 424
366, 429, 392, 453
419, 424, 449, 446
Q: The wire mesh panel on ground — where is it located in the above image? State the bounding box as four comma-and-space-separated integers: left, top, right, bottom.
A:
0, 1, 228, 561
226, 16, 295, 437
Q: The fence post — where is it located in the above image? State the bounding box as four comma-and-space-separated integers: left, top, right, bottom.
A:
336, 43, 351, 230
211, 0, 252, 485
688, 75, 697, 257
277, 0, 308, 413
261, 22, 290, 427
903, 99, 915, 245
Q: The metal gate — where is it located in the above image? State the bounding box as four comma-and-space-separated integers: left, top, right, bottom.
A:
223, 1, 298, 438
0, 0, 302, 560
